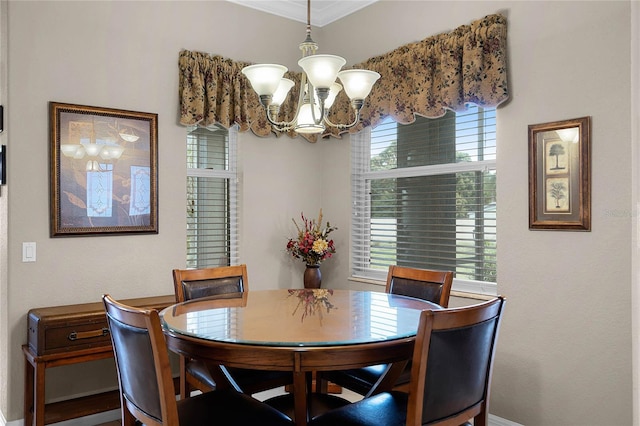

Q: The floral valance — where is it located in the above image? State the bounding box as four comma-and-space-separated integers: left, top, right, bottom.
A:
179, 13, 508, 141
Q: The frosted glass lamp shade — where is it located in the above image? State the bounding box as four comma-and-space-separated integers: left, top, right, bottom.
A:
73, 146, 86, 159
298, 54, 346, 89
294, 102, 324, 134
84, 143, 103, 157
323, 82, 342, 110
100, 145, 125, 160
337, 69, 381, 100
272, 78, 295, 106
119, 131, 139, 143
241, 64, 288, 96
86, 160, 99, 172
61, 144, 80, 157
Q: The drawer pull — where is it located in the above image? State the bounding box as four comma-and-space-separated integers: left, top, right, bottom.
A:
68, 328, 109, 341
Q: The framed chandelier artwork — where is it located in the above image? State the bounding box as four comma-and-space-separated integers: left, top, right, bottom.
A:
528, 116, 591, 231
49, 102, 158, 237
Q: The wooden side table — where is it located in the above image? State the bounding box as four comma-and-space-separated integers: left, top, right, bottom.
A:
23, 345, 120, 426
23, 294, 175, 426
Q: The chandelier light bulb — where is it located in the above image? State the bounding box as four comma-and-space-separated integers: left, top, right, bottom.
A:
241, 64, 288, 96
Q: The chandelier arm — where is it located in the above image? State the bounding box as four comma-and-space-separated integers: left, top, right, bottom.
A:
307, 81, 326, 125
265, 110, 295, 132
323, 107, 361, 130
324, 100, 363, 130
263, 72, 311, 132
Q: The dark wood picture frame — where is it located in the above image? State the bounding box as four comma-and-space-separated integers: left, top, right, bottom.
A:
0, 145, 5, 185
50, 102, 158, 237
528, 116, 591, 231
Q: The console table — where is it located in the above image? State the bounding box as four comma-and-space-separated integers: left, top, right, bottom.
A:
23, 295, 175, 426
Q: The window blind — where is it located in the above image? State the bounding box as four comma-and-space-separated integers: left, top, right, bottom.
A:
352, 107, 497, 292
186, 126, 238, 268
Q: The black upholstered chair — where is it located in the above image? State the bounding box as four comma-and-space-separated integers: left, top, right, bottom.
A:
319, 266, 454, 396
172, 265, 292, 399
102, 294, 293, 426
310, 296, 505, 426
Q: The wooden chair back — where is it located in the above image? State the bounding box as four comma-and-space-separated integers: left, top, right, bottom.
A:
171, 264, 291, 397
173, 264, 248, 304
386, 265, 454, 307
103, 294, 179, 426
407, 296, 505, 426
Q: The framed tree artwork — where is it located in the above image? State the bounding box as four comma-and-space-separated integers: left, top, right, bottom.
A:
49, 102, 158, 236
528, 116, 591, 231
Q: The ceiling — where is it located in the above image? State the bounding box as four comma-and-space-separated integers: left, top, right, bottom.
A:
226, 1, 379, 27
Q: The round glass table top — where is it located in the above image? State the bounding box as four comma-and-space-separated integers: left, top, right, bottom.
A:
160, 289, 438, 347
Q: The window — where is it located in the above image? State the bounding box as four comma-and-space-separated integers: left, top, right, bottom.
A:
351, 106, 497, 295
186, 125, 238, 268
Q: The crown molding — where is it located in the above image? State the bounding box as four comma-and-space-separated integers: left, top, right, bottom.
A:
226, 1, 378, 27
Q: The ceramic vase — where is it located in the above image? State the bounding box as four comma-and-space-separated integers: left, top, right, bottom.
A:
303, 264, 322, 289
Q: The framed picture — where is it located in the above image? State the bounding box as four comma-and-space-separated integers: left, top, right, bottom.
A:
528, 116, 591, 231
0, 145, 5, 185
50, 102, 158, 237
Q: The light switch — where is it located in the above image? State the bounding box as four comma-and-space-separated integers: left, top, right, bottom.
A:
22, 242, 36, 262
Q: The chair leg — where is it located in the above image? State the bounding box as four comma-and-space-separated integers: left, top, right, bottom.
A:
473, 409, 488, 426
315, 372, 329, 393
122, 406, 137, 426
179, 355, 189, 399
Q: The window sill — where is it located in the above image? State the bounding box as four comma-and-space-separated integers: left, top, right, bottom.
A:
450, 290, 495, 301
348, 276, 497, 299
348, 276, 386, 288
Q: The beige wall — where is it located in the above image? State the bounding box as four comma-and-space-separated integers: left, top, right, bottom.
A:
0, 1, 633, 425
327, 2, 633, 425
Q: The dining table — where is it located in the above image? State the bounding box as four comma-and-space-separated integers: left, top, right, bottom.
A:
160, 288, 439, 426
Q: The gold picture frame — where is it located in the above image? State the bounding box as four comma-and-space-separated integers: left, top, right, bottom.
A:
49, 102, 158, 236
528, 116, 591, 231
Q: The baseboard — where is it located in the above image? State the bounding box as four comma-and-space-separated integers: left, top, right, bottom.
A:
1, 409, 119, 426
490, 413, 524, 426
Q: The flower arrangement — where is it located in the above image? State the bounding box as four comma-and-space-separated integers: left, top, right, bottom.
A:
288, 289, 336, 323
286, 209, 337, 266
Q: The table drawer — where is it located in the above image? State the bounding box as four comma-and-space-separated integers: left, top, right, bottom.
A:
29, 314, 110, 355
27, 295, 175, 356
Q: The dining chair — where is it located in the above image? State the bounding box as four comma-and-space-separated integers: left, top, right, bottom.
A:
318, 265, 454, 396
310, 296, 505, 426
172, 265, 292, 398
102, 294, 293, 426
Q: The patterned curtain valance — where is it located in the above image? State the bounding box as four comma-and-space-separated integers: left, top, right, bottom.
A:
179, 13, 508, 141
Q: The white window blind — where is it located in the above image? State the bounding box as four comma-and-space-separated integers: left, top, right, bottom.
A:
186, 125, 238, 268
352, 107, 497, 295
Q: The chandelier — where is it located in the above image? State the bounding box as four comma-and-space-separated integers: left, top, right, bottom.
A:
241, 0, 380, 135
60, 119, 128, 171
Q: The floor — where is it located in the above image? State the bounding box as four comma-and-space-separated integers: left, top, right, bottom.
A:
96, 386, 361, 425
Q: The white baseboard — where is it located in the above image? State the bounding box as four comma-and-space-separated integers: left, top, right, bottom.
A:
1, 409, 119, 426
490, 413, 524, 426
